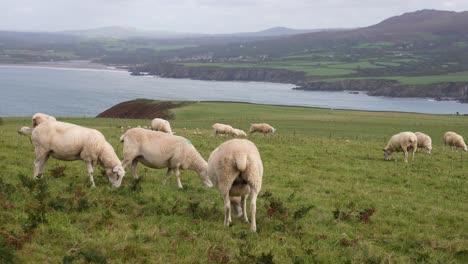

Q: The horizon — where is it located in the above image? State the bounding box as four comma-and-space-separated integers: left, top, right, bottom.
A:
2, 1, 468, 34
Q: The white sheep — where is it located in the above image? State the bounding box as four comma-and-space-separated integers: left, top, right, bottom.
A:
31, 121, 125, 187
151, 118, 173, 134
443, 131, 467, 151
383, 131, 418, 162
120, 128, 213, 188
212, 123, 233, 136
248, 123, 276, 135
32, 113, 56, 128
414, 132, 432, 154
207, 139, 263, 232
231, 128, 247, 137
17, 126, 32, 136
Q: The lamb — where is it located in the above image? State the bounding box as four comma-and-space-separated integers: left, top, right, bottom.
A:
120, 128, 213, 188
231, 128, 247, 137
212, 123, 234, 136
17, 126, 32, 136
151, 118, 173, 134
443, 131, 467, 151
31, 121, 125, 187
248, 123, 276, 135
207, 139, 263, 232
32, 113, 56, 128
414, 132, 432, 154
383, 131, 418, 162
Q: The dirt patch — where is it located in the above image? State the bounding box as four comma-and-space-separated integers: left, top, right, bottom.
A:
96, 99, 193, 119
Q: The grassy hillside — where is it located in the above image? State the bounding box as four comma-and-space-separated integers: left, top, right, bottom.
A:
1, 102, 467, 263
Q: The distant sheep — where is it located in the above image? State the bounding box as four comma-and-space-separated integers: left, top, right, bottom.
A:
231, 128, 247, 137
120, 128, 213, 188
17, 126, 32, 136
208, 139, 263, 232
31, 121, 125, 187
443, 131, 467, 151
212, 123, 233, 136
32, 113, 56, 128
383, 131, 418, 162
414, 132, 432, 154
151, 118, 173, 134
248, 123, 275, 135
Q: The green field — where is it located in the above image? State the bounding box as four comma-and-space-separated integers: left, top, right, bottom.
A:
1, 102, 467, 263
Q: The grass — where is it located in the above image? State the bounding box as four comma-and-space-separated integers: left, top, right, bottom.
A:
355, 42, 396, 49
1, 102, 468, 263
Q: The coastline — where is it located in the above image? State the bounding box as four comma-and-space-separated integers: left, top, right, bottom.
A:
0, 60, 127, 72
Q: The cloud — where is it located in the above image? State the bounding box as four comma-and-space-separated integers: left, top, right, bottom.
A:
1, 0, 468, 33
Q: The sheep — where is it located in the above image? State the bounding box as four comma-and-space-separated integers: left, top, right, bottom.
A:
443, 131, 467, 151
17, 126, 32, 136
212, 123, 233, 136
32, 113, 56, 128
151, 118, 173, 134
231, 128, 247, 137
207, 139, 263, 232
248, 123, 276, 135
414, 132, 432, 154
120, 128, 213, 188
31, 121, 125, 187
383, 132, 418, 162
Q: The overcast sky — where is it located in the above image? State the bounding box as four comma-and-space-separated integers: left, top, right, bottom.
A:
2, 0, 468, 33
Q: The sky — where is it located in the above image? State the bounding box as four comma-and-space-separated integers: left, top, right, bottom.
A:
2, 0, 468, 34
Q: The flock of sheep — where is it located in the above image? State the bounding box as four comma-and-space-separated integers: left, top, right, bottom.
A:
383, 131, 467, 162
19, 114, 275, 232
16, 113, 467, 232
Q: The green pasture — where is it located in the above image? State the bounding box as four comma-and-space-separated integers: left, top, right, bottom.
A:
0, 102, 467, 263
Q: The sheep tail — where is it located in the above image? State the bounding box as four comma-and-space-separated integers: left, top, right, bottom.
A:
234, 153, 248, 172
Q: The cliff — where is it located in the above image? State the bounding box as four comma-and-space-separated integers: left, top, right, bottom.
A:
130, 63, 305, 84
295, 79, 468, 102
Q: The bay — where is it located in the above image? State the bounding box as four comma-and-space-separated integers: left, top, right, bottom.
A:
1, 65, 468, 117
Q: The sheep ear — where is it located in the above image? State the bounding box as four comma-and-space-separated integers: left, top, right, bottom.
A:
113, 166, 119, 173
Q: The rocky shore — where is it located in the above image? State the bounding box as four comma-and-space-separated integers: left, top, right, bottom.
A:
130, 63, 468, 103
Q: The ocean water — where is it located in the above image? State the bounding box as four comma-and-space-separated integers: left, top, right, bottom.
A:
2, 65, 468, 117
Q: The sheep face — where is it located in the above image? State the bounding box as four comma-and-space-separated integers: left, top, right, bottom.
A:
383, 149, 392, 161
106, 166, 125, 188
426, 145, 432, 154
199, 170, 213, 188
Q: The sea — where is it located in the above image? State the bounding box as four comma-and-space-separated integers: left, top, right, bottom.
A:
2, 65, 468, 117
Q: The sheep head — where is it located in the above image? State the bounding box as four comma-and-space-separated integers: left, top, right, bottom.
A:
106, 165, 125, 188
383, 149, 392, 161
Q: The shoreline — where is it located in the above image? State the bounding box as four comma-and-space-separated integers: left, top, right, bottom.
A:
0, 60, 127, 72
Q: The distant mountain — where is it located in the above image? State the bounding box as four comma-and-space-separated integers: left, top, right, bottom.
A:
59, 26, 205, 39
227, 26, 337, 37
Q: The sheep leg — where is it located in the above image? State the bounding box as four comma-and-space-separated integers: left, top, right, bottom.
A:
131, 160, 139, 179
241, 195, 249, 223
163, 168, 172, 185
223, 193, 232, 227
250, 190, 258, 232
403, 149, 408, 163
175, 168, 183, 189
33, 154, 49, 179
412, 148, 416, 161
86, 162, 96, 188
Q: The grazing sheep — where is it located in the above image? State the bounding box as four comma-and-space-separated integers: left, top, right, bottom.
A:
208, 139, 263, 232
231, 128, 247, 137
248, 123, 276, 135
17, 126, 32, 136
151, 118, 173, 134
212, 123, 234, 136
32, 113, 56, 128
383, 132, 418, 162
120, 128, 213, 188
31, 121, 125, 187
443, 131, 467, 151
414, 132, 432, 154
